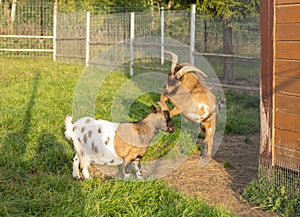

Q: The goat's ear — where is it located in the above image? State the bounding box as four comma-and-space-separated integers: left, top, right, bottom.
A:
150, 105, 158, 113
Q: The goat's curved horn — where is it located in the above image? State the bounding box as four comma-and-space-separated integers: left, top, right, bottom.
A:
156, 101, 167, 111
175, 65, 208, 79
164, 51, 178, 74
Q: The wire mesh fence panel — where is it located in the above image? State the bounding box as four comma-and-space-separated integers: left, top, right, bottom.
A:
259, 156, 300, 195
1, 3, 261, 88
56, 12, 86, 64
135, 12, 161, 38
0, 1, 53, 58
89, 12, 131, 60
195, 15, 260, 88
164, 10, 190, 46
195, 15, 260, 57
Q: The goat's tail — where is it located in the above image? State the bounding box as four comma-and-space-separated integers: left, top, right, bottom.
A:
218, 98, 226, 110
216, 97, 226, 117
64, 115, 74, 141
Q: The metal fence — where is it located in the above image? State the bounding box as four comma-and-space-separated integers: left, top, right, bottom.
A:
0, 2, 260, 88
259, 156, 300, 196
0, 1, 54, 57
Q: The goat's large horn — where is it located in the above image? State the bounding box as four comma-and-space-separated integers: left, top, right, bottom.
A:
164, 51, 178, 74
156, 101, 167, 111
175, 65, 208, 79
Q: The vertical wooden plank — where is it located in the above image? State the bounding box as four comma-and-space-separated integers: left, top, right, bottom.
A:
260, 0, 274, 161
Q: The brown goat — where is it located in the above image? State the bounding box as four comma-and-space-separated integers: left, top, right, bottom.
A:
160, 51, 221, 160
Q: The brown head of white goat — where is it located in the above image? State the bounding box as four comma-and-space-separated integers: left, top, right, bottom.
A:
160, 51, 223, 160
64, 103, 174, 180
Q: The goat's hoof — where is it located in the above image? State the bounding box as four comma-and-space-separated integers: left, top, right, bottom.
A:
199, 156, 212, 167
83, 176, 92, 181
136, 176, 144, 181
199, 147, 208, 158
124, 173, 131, 181
72, 175, 81, 180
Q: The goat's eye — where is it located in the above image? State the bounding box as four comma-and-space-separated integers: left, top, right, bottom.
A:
163, 110, 170, 119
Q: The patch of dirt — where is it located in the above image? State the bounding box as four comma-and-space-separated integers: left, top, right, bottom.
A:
163, 133, 279, 217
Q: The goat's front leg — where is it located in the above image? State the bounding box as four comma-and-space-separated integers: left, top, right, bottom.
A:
160, 95, 171, 111
133, 160, 143, 180
124, 160, 133, 179
169, 106, 181, 118
160, 95, 181, 118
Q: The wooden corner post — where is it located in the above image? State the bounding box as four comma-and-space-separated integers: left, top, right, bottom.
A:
260, 0, 274, 162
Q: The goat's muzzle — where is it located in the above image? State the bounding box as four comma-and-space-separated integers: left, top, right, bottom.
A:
166, 126, 175, 133
166, 120, 175, 133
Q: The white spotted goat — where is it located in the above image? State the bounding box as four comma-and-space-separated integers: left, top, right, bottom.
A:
64, 103, 174, 180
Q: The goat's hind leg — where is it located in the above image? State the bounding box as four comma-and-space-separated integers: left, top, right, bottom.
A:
124, 160, 133, 179
200, 114, 216, 160
133, 160, 143, 180
72, 154, 81, 179
72, 153, 91, 180
80, 155, 91, 180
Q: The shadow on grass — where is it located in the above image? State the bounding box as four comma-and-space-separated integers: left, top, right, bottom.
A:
32, 132, 70, 174
0, 70, 84, 216
0, 71, 69, 177
0, 71, 41, 178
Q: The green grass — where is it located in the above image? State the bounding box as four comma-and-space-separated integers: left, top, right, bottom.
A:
0, 58, 235, 216
224, 89, 260, 134
223, 161, 232, 168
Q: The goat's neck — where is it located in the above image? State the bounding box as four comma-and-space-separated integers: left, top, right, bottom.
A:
116, 115, 160, 147
134, 112, 165, 144
138, 116, 160, 141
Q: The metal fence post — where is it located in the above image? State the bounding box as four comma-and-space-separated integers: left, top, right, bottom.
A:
161, 7, 164, 65
130, 12, 135, 77
53, 1, 57, 62
190, 4, 196, 65
85, 11, 90, 67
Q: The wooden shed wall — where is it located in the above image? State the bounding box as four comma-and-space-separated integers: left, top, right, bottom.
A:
273, 0, 300, 169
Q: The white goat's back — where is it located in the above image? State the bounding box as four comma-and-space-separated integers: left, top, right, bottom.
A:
65, 116, 123, 166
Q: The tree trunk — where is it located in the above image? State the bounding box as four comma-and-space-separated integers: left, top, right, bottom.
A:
223, 20, 233, 83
